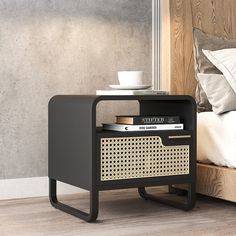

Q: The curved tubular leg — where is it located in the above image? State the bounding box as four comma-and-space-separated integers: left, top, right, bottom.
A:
138, 183, 195, 211
49, 178, 98, 222
138, 187, 149, 200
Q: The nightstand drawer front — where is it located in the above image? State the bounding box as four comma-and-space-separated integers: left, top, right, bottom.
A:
100, 136, 189, 181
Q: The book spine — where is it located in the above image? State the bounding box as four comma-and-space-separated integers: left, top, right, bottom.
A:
103, 123, 183, 132
129, 124, 183, 131
132, 116, 180, 125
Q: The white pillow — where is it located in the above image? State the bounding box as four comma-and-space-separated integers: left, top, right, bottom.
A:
202, 48, 236, 93
197, 73, 236, 114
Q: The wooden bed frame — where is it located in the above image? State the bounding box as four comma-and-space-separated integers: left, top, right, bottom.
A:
170, 0, 236, 202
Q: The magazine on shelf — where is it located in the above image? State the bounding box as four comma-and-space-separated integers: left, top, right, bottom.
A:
116, 115, 180, 125
102, 123, 184, 132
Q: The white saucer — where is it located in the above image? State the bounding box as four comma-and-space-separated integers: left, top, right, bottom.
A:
109, 84, 152, 90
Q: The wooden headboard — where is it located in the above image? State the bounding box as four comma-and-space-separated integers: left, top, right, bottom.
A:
170, 0, 236, 96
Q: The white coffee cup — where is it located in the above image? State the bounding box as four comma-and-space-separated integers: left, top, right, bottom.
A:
118, 71, 144, 86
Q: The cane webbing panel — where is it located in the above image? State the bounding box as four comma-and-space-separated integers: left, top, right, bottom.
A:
100, 136, 189, 181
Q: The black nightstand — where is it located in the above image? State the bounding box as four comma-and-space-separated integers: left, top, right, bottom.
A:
48, 95, 196, 222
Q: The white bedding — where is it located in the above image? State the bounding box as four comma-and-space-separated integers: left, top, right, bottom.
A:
197, 111, 236, 168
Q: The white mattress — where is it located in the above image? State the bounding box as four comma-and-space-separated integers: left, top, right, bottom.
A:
197, 111, 236, 168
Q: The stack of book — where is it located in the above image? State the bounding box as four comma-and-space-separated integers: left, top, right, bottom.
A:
102, 115, 183, 132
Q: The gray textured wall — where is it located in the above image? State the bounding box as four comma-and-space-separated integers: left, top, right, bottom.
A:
0, 0, 152, 179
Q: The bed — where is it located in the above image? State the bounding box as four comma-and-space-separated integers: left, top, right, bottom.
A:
170, 0, 236, 202
198, 111, 236, 168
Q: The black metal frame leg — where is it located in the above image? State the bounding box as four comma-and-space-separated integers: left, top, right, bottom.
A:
138, 183, 195, 211
49, 178, 99, 222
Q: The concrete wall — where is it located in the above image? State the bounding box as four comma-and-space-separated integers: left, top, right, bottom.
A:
0, 0, 152, 179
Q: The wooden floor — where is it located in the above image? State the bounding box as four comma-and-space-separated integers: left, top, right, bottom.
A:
1, 187, 236, 236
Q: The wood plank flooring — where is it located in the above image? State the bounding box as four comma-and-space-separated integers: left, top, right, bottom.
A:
1, 187, 236, 236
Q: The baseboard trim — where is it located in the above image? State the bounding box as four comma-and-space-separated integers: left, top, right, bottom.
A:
0, 177, 85, 200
